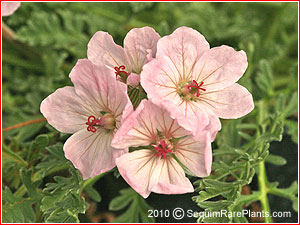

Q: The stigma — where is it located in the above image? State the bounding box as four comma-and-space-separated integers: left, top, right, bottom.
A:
114, 65, 129, 82
153, 140, 173, 159
86, 113, 115, 133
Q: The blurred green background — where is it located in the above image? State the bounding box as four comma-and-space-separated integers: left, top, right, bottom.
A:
2, 2, 298, 223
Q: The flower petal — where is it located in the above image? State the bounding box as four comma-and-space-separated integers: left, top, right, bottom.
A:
111, 100, 158, 149
116, 150, 194, 198
149, 156, 194, 195
156, 26, 210, 81
2, 2, 20, 16
69, 59, 133, 125
193, 45, 248, 91
87, 31, 130, 71
199, 83, 254, 119
40, 86, 93, 134
124, 27, 160, 74
116, 150, 157, 198
64, 129, 127, 179
175, 133, 212, 177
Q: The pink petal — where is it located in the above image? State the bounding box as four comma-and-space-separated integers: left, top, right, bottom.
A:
193, 45, 248, 91
40, 86, 93, 134
175, 133, 212, 177
116, 150, 156, 198
69, 59, 133, 126
127, 73, 140, 87
149, 156, 194, 195
2, 2, 20, 16
64, 129, 127, 180
116, 150, 194, 198
199, 83, 254, 119
124, 27, 160, 74
198, 112, 221, 142
111, 100, 157, 149
87, 31, 130, 71
156, 26, 210, 80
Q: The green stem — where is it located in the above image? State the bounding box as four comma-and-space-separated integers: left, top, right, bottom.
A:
79, 173, 106, 194
257, 100, 272, 223
258, 161, 272, 223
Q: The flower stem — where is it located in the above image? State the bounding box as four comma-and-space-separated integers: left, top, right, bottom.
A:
257, 100, 272, 223
80, 173, 106, 194
2, 23, 15, 42
258, 161, 272, 223
3, 118, 47, 132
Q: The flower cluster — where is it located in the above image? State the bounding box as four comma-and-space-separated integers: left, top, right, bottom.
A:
41, 26, 254, 198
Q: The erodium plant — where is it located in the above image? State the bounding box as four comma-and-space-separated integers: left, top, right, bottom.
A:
3, 2, 298, 223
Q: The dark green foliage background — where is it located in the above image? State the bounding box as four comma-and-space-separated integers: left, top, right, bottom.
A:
2, 2, 298, 223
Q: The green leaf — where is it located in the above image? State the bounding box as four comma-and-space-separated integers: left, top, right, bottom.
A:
85, 185, 102, 203
257, 114, 283, 143
255, 59, 274, 96
109, 188, 155, 223
265, 154, 287, 166
35, 143, 69, 180
20, 168, 41, 200
285, 120, 298, 144
16, 10, 89, 58
2, 186, 36, 223
41, 167, 87, 223
198, 200, 233, 211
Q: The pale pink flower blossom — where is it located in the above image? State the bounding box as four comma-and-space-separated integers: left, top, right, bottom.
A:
40, 59, 133, 179
2, 2, 20, 16
111, 100, 212, 198
88, 27, 160, 87
141, 27, 254, 140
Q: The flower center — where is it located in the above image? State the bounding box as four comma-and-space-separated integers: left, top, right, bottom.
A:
114, 65, 129, 82
179, 80, 206, 100
86, 113, 115, 133
152, 139, 173, 159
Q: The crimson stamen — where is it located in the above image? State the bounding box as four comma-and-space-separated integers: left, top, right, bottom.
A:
187, 80, 206, 97
86, 115, 101, 133
153, 140, 173, 159
114, 65, 129, 80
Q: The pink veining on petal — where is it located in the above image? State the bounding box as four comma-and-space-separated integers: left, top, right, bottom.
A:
124, 26, 160, 74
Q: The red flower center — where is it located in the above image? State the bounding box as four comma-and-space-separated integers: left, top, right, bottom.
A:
187, 80, 206, 97
114, 65, 129, 81
153, 140, 173, 159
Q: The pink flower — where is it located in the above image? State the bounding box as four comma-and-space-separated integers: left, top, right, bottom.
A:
87, 27, 160, 87
141, 27, 254, 140
111, 100, 212, 198
40, 59, 133, 179
2, 2, 20, 16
